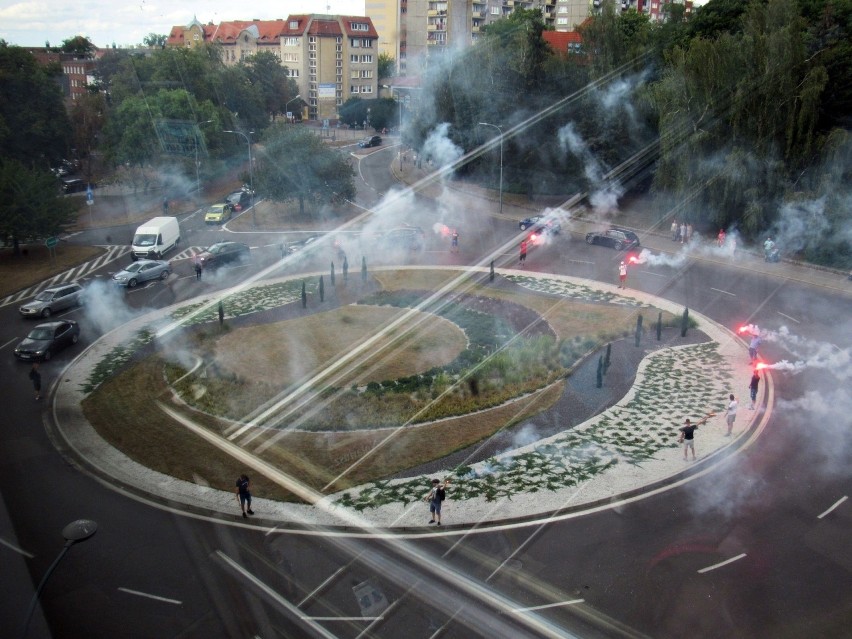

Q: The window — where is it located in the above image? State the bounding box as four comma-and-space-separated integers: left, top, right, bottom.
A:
351, 70, 360, 79
351, 39, 360, 48
283, 53, 298, 62
283, 37, 299, 46
288, 69, 299, 78
309, 36, 316, 43
557, 17, 568, 24
360, 54, 373, 63
351, 54, 359, 63
558, 5, 568, 12
362, 85, 373, 94
351, 85, 360, 93
290, 20, 299, 29
360, 70, 373, 78
491, 6, 500, 14
350, 22, 369, 31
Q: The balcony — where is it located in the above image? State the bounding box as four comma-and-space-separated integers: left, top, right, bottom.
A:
427, 9, 437, 16
472, 10, 484, 18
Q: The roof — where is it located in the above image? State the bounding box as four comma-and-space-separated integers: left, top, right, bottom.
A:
166, 15, 376, 46
542, 31, 583, 55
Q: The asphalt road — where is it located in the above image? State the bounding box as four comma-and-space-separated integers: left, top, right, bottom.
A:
1, 143, 850, 638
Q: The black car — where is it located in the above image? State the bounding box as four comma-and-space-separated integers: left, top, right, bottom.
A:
519, 215, 561, 235
14, 320, 80, 361
196, 242, 251, 269
61, 178, 94, 194
225, 190, 252, 210
358, 135, 382, 148
585, 227, 641, 251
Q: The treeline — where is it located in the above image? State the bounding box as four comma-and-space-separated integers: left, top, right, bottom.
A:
408, 0, 851, 266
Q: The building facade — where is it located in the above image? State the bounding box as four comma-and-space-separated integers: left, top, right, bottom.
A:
167, 15, 379, 121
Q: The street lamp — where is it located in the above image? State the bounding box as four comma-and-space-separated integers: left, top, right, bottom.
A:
21, 519, 98, 639
286, 95, 301, 122
223, 129, 255, 223
478, 122, 503, 214
194, 120, 213, 195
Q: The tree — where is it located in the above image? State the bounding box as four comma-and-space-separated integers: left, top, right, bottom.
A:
60, 36, 95, 57
255, 124, 355, 215
0, 159, 77, 254
142, 33, 167, 48
378, 52, 396, 79
0, 43, 71, 168
241, 51, 299, 121
70, 93, 107, 179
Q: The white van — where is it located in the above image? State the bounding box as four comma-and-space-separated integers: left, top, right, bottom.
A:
131, 216, 180, 260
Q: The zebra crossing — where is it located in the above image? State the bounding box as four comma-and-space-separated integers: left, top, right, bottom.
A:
0, 245, 131, 309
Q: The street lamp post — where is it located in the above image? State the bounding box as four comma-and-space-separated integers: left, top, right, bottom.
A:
285, 95, 301, 123
477, 122, 503, 214
21, 519, 98, 639
194, 120, 213, 195
223, 129, 255, 224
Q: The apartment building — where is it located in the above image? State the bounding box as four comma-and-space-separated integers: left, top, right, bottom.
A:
167, 15, 379, 121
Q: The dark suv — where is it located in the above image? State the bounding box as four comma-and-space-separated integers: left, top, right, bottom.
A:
196, 242, 251, 269
585, 227, 641, 251
358, 135, 382, 148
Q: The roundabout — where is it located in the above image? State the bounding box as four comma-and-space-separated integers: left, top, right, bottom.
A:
52, 266, 769, 532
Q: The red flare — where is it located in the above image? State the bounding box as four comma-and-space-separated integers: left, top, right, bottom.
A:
628, 255, 639, 264
755, 362, 768, 371
737, 325, 750, 334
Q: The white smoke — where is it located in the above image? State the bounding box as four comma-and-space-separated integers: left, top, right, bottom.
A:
557, 122, 623, 215
753, 326, 851, 380
80, 278, 141, 334
768, 197, 830, 255
420, 123, 463, 171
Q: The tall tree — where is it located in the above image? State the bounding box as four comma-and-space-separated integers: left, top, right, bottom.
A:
142, 33, 168, 48
60, 36, 96, 56
0, 159, 77, 253
240, 51, 299, 121
256, 125, 355, 215
0, 43, 71, 168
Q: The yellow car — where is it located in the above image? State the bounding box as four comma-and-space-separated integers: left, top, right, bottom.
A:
205, 203, 234, 224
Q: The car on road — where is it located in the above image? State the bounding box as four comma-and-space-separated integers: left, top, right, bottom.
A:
225, 190, 252, 211
376, 226, 425, 251
358, 135, 382, 148
14, 320, 80, 361
196, 242, 251, 269
112, 259, 171, 288
19, 283, 84, 318
585, 227, 641, 251
519, 215, 561, 235
204, 202, 234, 224
61, 178, 94, 194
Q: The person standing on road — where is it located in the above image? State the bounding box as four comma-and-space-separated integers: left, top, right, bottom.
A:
748, 334, 761, 363
671, 219, 679, 242
680, 222, 687, 244
749, 369, 761, 409
29, 362, 41, 401
236, 474, 254, 518
451, 230, 459, 253
424, 478, 447, 526
725, 393, 738, 436
678, 416, 710, 461
162, 197, 169, 214
194, 255, 202, 280
618, 261, 627, 289
519, 240, 527, 265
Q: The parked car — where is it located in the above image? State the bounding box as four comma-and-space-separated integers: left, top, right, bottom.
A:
19, 283, 84, 318
204, 203, 234, 224
225, 190, 252, 211
61, 178, 94, 194
519, 215, 561, 235
376, 226, 425, 251
14, 320, 80, 361
358, 135, 382, 148
112, 259, 171, 288
196, 242, 251, 269
585, 227, 641, 251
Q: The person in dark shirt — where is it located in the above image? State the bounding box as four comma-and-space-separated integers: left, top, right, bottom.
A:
29, 363, 41, 401
749, 370, 761, 409
235, 474, 254, 518
678, 415, 710, 461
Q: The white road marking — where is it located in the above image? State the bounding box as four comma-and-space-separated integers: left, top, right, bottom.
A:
817, 495, 848, 519
117, 587, 182, 605
507, 599, 585, 613
710, 287, 736, 297
777, 311, 800, 323
0, 537, 34, 558
302, 616, 384, 621
1, 338, 18, 351
697, 553, 747, 573
638, 269, 665, 277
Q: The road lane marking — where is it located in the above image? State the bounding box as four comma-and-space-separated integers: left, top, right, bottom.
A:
507, 599, 585, 613
0, 537, 34, 558
697, 553, 746, 574
710, 287, 736, 297
117, 587, 182, 605
817, 495, 848, 519
302, 616, 384, 621
1, 338, 18, 351
638, 269, 665, 277
777, 311, 800, 323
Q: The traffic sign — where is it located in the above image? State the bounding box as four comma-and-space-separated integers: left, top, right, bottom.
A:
86, 186, 94, 205
45, 236, 58, 248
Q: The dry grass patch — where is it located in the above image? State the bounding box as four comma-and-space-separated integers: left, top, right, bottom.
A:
214, 305, 467, 387
373, 270, 468, 293
0, 244, 104, 298
83, 353, 565, 500
228, 198, 365, 232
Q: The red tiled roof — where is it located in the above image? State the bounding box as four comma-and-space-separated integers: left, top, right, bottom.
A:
339, 16, 379, 39
542, 30, 582, 55
307, 19, 343, 37
166, 15, 376, 45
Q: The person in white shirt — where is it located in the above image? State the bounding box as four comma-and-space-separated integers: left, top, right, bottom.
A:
725, 393, 738, 436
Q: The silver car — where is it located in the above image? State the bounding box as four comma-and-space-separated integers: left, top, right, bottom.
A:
112, 259, 171, 288
19, 283, 83, 318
